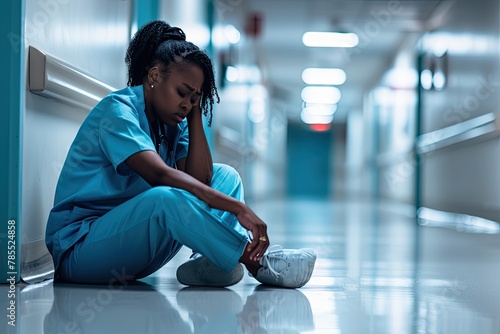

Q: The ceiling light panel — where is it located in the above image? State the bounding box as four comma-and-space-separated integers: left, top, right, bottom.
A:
302, 68, 346, 85
301, 86, 342, 104
302, 32, 359, 48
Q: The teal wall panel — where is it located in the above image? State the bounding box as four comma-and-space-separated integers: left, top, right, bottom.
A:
134, 0, 159, 29
286, 123, 332, 198
0, 0, 24, 283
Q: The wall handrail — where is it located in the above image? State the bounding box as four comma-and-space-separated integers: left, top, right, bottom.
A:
416, 112, 499, 154
28, 46, 117, 111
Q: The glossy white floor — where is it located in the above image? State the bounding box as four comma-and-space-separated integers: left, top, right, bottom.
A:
3, 198, 500, 334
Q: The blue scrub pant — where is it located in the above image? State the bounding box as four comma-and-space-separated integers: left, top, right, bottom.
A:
58, 164, 250, 284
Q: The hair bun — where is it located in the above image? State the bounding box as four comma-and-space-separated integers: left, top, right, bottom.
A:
164, 26, 186, 42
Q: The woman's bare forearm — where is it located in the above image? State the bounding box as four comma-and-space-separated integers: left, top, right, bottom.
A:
127, 150, 242, 214
184, 108, 213, 185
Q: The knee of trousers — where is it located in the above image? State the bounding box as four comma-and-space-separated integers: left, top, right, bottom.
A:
212, 163, 243, 189
140, 186, 199, 223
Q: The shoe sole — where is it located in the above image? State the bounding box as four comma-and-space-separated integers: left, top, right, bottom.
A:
176, 256, 244, 287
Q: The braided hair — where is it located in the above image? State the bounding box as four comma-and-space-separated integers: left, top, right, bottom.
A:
125, 20, 219, 126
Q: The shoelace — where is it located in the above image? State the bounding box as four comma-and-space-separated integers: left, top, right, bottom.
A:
260, 245, 285, 280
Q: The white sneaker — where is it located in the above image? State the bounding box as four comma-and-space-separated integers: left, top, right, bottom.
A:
176, 253, 244, 287
251, 245, 316, 288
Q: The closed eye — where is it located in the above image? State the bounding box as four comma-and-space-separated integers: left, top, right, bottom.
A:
177, 90, 186, 98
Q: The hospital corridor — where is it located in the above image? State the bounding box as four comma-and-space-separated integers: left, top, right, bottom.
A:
2, 0, 500, 333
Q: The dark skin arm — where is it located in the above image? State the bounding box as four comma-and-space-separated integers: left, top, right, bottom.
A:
126, 150, 269, 262
176, 105, 213, 185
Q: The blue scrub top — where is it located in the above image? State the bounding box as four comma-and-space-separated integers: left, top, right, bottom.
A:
45, 85, 189, 271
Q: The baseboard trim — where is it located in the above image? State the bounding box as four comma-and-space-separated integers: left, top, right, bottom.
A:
21, 239, 54, 284
417, 207, 500, 234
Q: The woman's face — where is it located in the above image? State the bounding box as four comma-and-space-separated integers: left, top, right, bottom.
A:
147, 61, 204, 126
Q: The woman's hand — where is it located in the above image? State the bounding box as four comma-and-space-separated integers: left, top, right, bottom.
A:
186, 103, 202, 123
236, 205, 270, 262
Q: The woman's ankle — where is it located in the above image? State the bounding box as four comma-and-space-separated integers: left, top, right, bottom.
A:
243, 262, 261, 276
239, 248, 262, 276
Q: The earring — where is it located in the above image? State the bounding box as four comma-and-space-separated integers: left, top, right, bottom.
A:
151, 85, 154, 89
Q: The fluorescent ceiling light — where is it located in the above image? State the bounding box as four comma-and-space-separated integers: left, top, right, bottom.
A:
213, 24, 241, 47
421, 32, 497, 55
225, 65, 262, 84
420, 69, 433, 90
433, 71, 446, 91
225, 66, 239, 82
182, 23, 210, 48
302, 104, 338, 117
224, 25, 241, 44
301, 112, 334, 125
301, 86, 341, 104
303, 32, 359, 48
300, 103, 337, 125
302, 68, 346, 85
383, 68, 418, 89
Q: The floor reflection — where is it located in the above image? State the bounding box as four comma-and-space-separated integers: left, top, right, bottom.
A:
44, 282, 191, 334
6, 199, 500, 333
236, 286, 314, 333
42, 283, 315, 334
